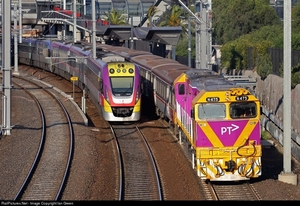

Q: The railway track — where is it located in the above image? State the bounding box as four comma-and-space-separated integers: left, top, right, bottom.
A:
110, 123, 163, 200
201, 180, 262, 200
12, 76, 74, 201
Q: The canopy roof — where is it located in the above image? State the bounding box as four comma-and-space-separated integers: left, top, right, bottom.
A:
88, 0, 157, 17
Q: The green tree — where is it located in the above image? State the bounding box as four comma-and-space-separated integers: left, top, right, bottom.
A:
147, 5, 160, 27
170, 1, 196, 57
291, 64, 300, 88
212, 0, 281, 45
256, 53, 273, 80
292, 1, 300, 33
176, 35, 196, 58
158, 5, 185, 27
103, 8, 128, 25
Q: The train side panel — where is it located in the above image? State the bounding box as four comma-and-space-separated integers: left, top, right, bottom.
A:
71, 45, 91, 89
18, 38, 33, 65
18, 38, 52, 69
52, 41, 72, 75
173, 72, 196, 150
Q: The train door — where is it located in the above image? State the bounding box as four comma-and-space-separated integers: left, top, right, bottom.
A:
185, 85, 194, 143
174, 81, 187, 128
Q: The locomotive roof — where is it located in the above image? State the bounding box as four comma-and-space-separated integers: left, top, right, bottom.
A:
186, 69, 235, 91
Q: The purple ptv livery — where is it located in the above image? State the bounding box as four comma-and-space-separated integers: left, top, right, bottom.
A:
196, 120, 261, 147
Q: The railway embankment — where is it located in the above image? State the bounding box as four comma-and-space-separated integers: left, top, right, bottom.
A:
244, 70, 300, 163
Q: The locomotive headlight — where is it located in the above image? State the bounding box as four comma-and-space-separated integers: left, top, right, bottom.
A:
109, 68, 114, 74
243, 89, 249, 95
230, 89, 236, 96
129, 68, 134, 74
237, 89, 243, 96
117, 69, 121, 73
122, 69, 126, 73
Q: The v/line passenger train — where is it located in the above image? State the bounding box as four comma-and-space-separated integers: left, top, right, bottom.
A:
95, 44, 262, 181
17, 38, 141, 122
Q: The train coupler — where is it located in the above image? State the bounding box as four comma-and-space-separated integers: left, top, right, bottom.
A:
225, 160, 236, 172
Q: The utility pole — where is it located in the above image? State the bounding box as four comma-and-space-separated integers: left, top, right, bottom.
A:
278, 0, 297, 185
188, 15, 191, 67
179, 0, 212, 69
73, 0, 77, 43
63, 0, 66, 40
13, 3, 19, 74
195, 0, 212, 69
92, 0, 96, 59
207, 0, 212, 70
130, 16, 134, 49
19, 0, 22, 43
1, 0, 12, 135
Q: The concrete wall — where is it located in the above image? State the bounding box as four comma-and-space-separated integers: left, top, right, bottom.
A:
245, 70, 300, 161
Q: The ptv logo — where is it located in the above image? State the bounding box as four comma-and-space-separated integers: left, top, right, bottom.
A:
220, 124, 239, 135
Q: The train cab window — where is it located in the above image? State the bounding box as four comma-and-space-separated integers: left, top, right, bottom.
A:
178, 84, 185, 95
198, 103, 226, 120
110, 77, 133, 96
230, 102, 256, 119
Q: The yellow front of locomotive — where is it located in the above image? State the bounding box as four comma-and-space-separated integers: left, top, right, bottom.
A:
192, 88, 262, 181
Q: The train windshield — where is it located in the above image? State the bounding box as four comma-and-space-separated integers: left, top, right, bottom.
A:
230, 102, 257, 119
110, 77, 134, 96
198, 103, 226, 120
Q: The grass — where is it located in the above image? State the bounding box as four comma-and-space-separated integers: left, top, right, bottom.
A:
261, 130, 272, 140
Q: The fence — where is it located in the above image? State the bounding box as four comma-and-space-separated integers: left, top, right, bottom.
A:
247, 47, 300, 75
